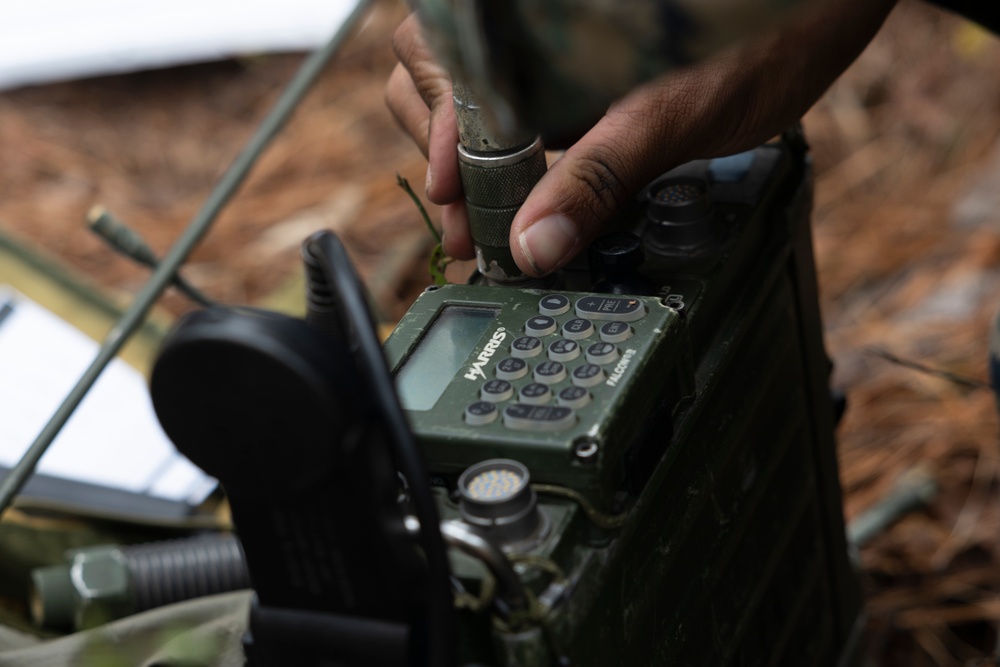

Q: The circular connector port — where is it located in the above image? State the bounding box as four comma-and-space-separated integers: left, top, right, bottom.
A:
644, 176, 721, 255
647, 177, 711, 224
457, 459, 549, 550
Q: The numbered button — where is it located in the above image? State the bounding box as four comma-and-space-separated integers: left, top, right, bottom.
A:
572, 363, 605, 387
548, 339, 580, 362
534, 360, 567, 384
519, 382, 551, 405
575, 296, 645, 322
557, 386, 590, 409
538, 294, 570, 316
496, 357, 528, 381
465, 401, 498, 426
599, 321, 632, 344
511, 336, 543, 359
481, 379, 513, 403
503, 404, 576, 432
525, 315, 557, 337
586, 342, 619, 365
562, 318, 594, 341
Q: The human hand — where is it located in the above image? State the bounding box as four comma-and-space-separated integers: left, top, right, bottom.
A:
386, 0, 897, 277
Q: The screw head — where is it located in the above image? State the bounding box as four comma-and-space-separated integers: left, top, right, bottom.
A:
573, 437, 599, 462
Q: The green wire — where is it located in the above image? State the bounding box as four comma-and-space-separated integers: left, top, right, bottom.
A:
532, 483, 629, 530
396, 173, 441, 243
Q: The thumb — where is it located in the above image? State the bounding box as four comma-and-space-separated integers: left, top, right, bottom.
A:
510, 108, 682, 277
508, 71, 720, 277
508, 0, 899, 278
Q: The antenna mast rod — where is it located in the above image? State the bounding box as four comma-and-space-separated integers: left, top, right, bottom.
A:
0, 0, 374, 517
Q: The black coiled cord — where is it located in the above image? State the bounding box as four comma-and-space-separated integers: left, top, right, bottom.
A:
302, 231, 455, 667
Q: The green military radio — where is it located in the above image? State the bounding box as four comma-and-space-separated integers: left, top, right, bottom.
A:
149, 123, 863, 666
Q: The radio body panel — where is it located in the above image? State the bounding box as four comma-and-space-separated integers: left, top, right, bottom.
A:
384, 286, 691, 512
382, 139, 862, 666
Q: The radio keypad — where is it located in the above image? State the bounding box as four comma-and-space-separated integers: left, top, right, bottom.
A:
525, 315, 557, 337
599, 321, 632, 344
465, 401, 499, 426
519, 382, 552, 405
557, 386, 590, 409
585, 342, 619, 365
481, 379, 514, 403
571, 363, 605, 387
547, 339, 580, 362
457, 295, 651, 431
496, 357, 529, 381
534, 360, 567, 385
511, 336, 543, 358
538, 294, 571, 316
575, 296, 645, 322
562, 318, 594, 340
502, 404, 576, 432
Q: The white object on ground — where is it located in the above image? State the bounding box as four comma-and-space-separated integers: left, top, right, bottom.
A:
0, 0, 360, 90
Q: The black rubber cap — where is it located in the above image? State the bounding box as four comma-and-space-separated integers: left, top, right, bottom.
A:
589, 232, 655, 295
150, 307, 353, 498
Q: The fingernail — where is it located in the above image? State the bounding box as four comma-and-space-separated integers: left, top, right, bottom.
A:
425, 165, 433, 194
517, 214, 579, 276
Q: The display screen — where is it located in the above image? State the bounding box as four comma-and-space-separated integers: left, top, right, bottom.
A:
395, 306, 499, 411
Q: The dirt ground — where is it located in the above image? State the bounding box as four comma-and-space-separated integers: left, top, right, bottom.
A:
1, 1, 998, 664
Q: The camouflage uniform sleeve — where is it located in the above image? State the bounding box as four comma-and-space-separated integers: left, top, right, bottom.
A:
415, 0, 818, 138
0, 591, 251, 667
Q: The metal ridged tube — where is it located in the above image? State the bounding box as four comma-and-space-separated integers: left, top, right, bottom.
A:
30, 534, 250, 631
452, 80, 546, 284
124, 534, 249, 612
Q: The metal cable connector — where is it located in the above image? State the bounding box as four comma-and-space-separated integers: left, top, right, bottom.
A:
452, 80, 546, 285
87, 207, 216, 308
31, 533, 248, 631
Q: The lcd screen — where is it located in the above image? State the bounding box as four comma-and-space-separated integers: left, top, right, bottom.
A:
395, 306, 499, 411
396, 306, 500, 411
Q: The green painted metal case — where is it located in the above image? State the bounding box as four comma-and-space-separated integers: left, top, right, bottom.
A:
384, 287, 693, 512
384, 136, 862, 666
